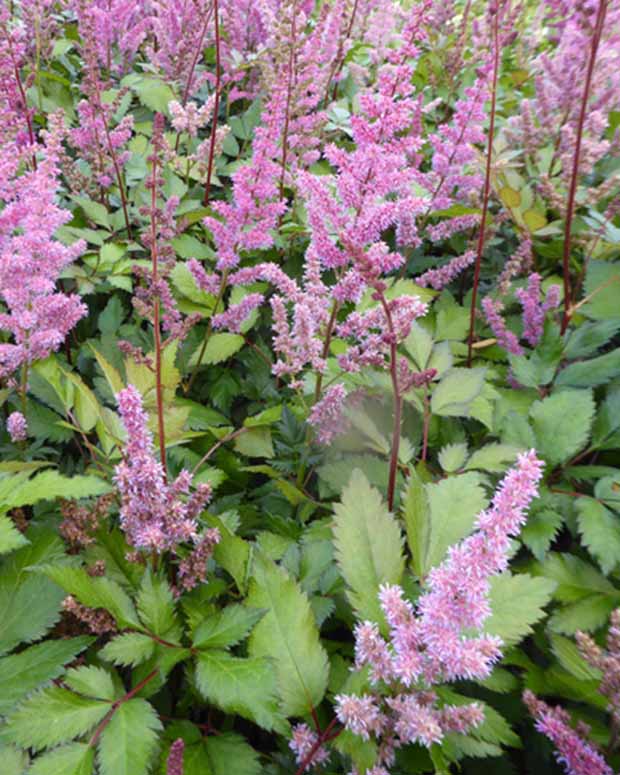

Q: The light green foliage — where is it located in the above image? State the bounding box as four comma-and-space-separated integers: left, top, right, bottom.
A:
420, 472, 487, 575
28, 744, 95, 775
3, 687, 109, 751
485, 573, 556, 647
576, 497, 620, 574
41, 566, 141, 629
193, 605, 265, 649
0, 515, 28, 555
332, 469, 405, 622
431, 367, 486, 417
195, 651, 282, 731
529, 389, 595, 466
100, 633, 155, 667
97, 699, 162, 775
0, 529, 67, 656
0, 637, 92, 715
246, 553, 329, 717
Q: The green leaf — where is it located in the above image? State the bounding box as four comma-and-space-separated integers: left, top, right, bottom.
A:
402, 469, 430, 578
137, 572, 181, 642
437, 443, 468, 473
576, 497, 620, 574
193, 333, 244, 366
0, 529, 67, 655
0, 515, 27, 555
0, 636, 92, 715
549, 634, 602, 682
204, 733, 261, 775
193, 605, 265, 649
484, 573, 555, 647
63, 372, 101, 432
64, 666, 117, 701
530, 389, 595, 466
28, 744, 94, 775
332, 469, 405, 622
124, 75, 175, 113
464, 444, 521, 473
556, 348, 620, 388
40, 566, 141, 629
422, 472, 487, 574
246, 553, 329, 717
98, 296, 125, 335
549, 595, 618, 635
234, 427, 274, 458
91, 346, 125, 397
97, 699, 162, 775
535, 552, 616, 601
0, 745, 28, 775
431, 368, 486, 417
1, 471, 111, 511
3, 687, 108, 751
592, 384, 620, 450
520, 508, 563, 560
564, 320, 620, 359
70, 196, 110, 228
579, 260, 620, 321
195, 650, 282, 731
100, 633, 155, 667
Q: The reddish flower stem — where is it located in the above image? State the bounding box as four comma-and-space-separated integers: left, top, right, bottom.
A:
379, 293, 401, 512
278, 0, 298, 203
174, 2, 215, 151
293, 717, 340, 775
560, 0, 608, 334
203, 0, 221, 207
88, 668, 158, 749
467, 5, 500, 367
5, 33, 37, 170
150, 152, 167, 480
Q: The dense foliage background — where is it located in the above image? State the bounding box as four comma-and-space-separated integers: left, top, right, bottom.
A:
1, 0, 620, 773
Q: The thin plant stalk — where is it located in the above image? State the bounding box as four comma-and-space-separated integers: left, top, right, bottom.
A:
174, 1, 214, 152
149, 153, 167, 479
202, 0, 221, 207
560, 0, 608, 334
466, 5, 501, 367
379, 293, 401, 512
278, 0, 298, 203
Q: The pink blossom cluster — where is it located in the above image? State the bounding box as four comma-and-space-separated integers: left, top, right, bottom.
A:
289, 723, 330, 772
114, 385, 214, 552
576, 608, 620, 727
71, 0, 150, 73
524, 691, 613, 775
483, 273, 561, 355
332, 451, 544, 773
506, 0, 620, 207
6, 410, 27, 442
0, 114, 86, 380
70, 100, 134, 189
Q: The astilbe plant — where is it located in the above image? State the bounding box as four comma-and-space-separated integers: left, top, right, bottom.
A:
291, 450, 545, 773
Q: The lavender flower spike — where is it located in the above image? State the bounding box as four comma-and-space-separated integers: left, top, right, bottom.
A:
114, 385, 213, 553
7, 411, 27, 442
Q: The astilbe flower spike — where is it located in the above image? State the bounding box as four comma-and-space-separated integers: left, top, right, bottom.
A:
114, 385, 214, 553
6, 411, 27, 442
330, 451, 544, 773
524, 691, 613, 775
0, 113, 86, 380
166, 738, 185, 775
577, 608, 620, 727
